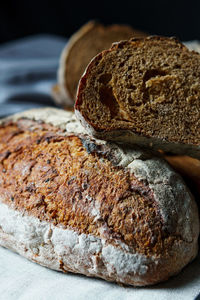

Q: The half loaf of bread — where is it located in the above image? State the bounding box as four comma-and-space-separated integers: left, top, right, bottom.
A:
0, 108, 199, 286
56, 21, 147, 106
75, 36, 200, 159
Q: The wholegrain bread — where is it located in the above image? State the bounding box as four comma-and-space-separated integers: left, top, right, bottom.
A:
56, 21, 147, 106
75, 36, 200, 159
0, 108, 199, 286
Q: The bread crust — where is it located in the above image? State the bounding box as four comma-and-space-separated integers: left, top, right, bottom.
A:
0, 108, 199, 286
75, 36, 200, 159
58, 21, 98, 106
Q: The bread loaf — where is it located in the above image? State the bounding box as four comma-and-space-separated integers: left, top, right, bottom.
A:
0, 108, 199, 286
56, 21, 147, 106
75, 36, 200, 159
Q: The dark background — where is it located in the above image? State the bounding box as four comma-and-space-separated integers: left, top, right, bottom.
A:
0, 0, 200, 45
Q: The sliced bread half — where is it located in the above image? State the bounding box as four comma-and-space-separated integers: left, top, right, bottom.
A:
75, 36, 200, 159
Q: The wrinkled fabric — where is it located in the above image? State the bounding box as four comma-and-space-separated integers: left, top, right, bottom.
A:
0, 247, 200, 300
0, 35, 66, 117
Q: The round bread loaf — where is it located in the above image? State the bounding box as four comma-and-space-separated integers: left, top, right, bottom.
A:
75, 36, 200, 159
0, 108, 199, 286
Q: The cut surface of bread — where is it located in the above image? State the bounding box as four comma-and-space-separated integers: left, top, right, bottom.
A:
57, 21, 147, 106
0, 108, 199, 286
75, 36, 200, 159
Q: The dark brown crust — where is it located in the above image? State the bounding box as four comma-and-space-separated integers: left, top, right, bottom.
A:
0, 119, 182, 257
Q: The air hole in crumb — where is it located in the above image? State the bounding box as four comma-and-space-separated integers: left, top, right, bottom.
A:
99, 73, 112, 84
127, 97, 133, 104
127, 84, 136, 90
119, 62, 125, 68
141, 69, 167, 105
99, 86, 119, 118
135, 101, 143, 107
127, 97, 137, 107
143, 69, 167, 82
127, 97, 142, 108
174, 64, 181, 69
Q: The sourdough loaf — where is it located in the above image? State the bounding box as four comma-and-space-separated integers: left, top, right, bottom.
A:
75, 36, 200, 159
56, 21, 147, 106
0, 108, 199, 286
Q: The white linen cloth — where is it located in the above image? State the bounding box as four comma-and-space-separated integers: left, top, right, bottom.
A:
0, 247, 200, 300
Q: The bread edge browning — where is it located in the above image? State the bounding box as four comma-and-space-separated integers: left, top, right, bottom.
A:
0, 107, 199, 286
58, 21, 98, 105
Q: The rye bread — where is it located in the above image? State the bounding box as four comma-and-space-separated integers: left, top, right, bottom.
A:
75, 36, 200, 159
